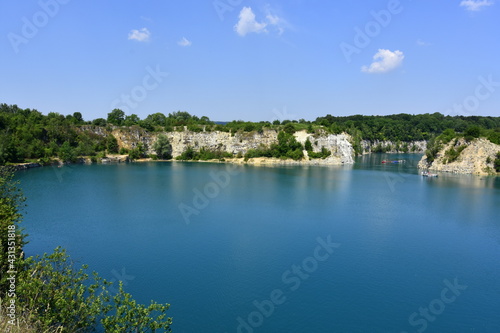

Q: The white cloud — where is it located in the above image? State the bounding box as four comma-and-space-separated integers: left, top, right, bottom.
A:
460, 0, 494, 11
361, 49, 404, 74
128, 28, 151, 42
265, 12, 286, 35
234, 7, 267, 36
178, 37, 192, 47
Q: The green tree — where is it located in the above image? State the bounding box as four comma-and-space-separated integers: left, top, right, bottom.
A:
283, 123, 296, 135
124, 114, 140, 127
464, 126, 481, 141
107, 135, 119, 154
59, 141, 77, 163
92, 118, 107, 126
145, 113, 168, 127
107, 109, 125, 126
304, 138, 313, 152
153, 134, 172, 159
494, 152, 500, 172
73, 112, 84, 124
128, 143, 146, 161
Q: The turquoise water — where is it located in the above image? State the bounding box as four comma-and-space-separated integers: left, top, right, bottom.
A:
16, 155, 500, 332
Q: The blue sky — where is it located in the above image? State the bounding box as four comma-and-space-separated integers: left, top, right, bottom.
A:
1, 0, 499, 121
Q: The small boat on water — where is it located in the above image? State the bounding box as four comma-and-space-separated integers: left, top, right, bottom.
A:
421, 171, 438, 177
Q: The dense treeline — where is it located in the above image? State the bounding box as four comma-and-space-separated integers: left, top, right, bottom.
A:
314, 113, 500, 143
1, 103, 499, 165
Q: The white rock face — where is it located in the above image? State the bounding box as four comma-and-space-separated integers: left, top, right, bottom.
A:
110, 128, 355, 165
360, 140, 427, 153
293, 131, 354, 164
418, 138, 500, 175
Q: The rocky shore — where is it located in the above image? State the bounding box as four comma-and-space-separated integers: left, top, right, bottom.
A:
418, 138, 500, 175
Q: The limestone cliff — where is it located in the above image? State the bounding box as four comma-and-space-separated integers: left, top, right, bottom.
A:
360, 140, 427, 154
107, 127, 354, 165
418, 138, 500, 175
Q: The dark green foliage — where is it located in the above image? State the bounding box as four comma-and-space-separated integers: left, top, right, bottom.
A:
314, 113, 500, 142
464, 126, 481, 141
165, 111, 213, 126
439, 128, 456, 144
443, 145, 467, 164
92, 118, 107, 126
305, 138, 313, 152
276, 131, 303, 159
187, 124, 203, 132
348, 128, 363, 156
153, 134, 172, 159
176, 146, 196, 160
124, 114, 140, 127
487, 129, 500, 144
59, 141, 78, 163
425, 136, 442, 164
372, 143, 389, 153
224, 121, 264, 133
308, 147, 331, 159
495, 152, 500, 172
107, 135, 119, 154
139, 119, 155, 132
128, 143, 146, 161
283, 123, 296, 134
176, 146, 232, 161
107, 109, 125, 126
244, 131, 304, 161
72, 112, 84, 124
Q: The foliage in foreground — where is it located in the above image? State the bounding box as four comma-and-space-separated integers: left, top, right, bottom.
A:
0, 167, 173, 332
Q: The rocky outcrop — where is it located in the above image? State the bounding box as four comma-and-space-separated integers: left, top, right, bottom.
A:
101, 155, 129, 163
418, 138, 500, 175
110, 128, 355, 165
293, 131, 354, 164
361, 140, 427, 154
13, 162, 42, 170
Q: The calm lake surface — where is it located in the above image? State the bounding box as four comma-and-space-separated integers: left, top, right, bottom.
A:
17, 154, 500, 332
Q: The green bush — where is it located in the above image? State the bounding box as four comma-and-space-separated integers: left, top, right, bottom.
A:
128, 143, 146, 161
187, 124, 203, 132
425, 136, 442, 163
308, 147, 331, 159
177, 147, 232, 161
153, 134, 172, 160
494, 152, 500, 172
438, 128, 456, 144
305, 139, 313, 152
444, 145, 466, 164
59, 141, 77, 163
107, 135, 119, 154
